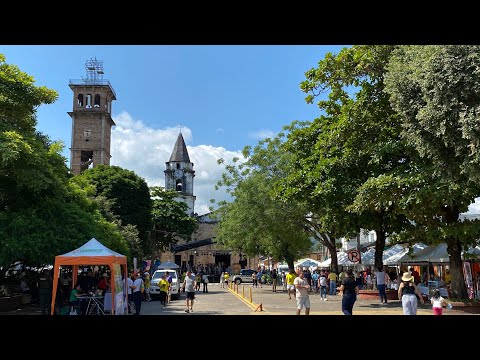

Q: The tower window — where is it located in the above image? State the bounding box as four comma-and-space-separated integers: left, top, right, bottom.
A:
80, 151, 94, 173
94, 94, 100, 108
176, 163, 180, 169
176, 179, 183, 192
86, 94, 92, 108
77, 94, 84, 107
84, 129, 92, 138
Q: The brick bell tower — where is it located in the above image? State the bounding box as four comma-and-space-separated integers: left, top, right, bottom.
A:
68, 58, 116, 175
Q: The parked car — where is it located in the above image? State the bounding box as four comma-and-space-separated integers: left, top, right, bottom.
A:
231, 269, 256, 284
149, 269, 181, 300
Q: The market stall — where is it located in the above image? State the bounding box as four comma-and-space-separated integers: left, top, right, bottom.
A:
50, 238, 128, 315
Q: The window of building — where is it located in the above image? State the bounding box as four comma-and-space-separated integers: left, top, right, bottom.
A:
84, 129, 92, 138
86, 94, 92, 108
176, 179, 183, 192
77, 94, 84, 107
94, 94, 100, 108
176, 163, 180, 169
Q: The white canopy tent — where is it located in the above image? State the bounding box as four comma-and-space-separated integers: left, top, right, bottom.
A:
294, 258, 323, 269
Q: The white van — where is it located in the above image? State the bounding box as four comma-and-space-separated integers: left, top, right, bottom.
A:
149, 269, 181, 300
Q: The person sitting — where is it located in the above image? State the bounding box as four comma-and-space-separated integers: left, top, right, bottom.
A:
69, 283, 87, 315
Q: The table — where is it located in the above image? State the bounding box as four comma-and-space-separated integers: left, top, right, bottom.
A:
79, 296, 105, 315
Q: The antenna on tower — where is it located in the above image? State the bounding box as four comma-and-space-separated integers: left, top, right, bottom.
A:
83, 57, 104, 84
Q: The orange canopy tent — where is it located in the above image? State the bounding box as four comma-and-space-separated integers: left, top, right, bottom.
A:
50, 238, 128, 315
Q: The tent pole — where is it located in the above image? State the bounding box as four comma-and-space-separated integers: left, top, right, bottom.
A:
50, 262, 60, 315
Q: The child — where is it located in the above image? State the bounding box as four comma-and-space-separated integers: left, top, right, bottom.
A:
430, 289, 446, 315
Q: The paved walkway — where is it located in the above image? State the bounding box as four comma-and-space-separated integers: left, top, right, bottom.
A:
3, 284, 475, 315
226, 283, 471, 315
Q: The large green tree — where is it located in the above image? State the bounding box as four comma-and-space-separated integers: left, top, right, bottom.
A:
279, 46, 413, 270
385, 45, 480, 298
0, 54, 129, 270
149, 186, 198, 254
73, 165, 153, 252
214, 139, 312, 270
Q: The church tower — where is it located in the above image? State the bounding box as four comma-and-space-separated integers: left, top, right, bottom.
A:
68, 58, 116, 175
165, 132, 196, 216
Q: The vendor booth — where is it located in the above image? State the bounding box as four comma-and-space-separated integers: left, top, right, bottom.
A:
50, 238, 128, 315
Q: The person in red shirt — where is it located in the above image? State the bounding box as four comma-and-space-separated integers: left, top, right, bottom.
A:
97, 273, 110, 295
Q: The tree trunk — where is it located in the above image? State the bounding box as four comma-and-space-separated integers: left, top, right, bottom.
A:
329, 243, 339, 274
446, 237, 467, 299
285, 254, 295, 272
374, 230, 386, 270
443, 205, 467, 299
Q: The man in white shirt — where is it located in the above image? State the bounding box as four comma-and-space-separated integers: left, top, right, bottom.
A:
294, 267, 310, 315
131, 272, 144, 315
183, 270, 196, 313
374, 266, 388, 304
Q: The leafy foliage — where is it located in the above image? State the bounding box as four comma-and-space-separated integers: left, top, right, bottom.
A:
73, 165, 153, 248
149, 186, 198, 253
215, 138, 312, 270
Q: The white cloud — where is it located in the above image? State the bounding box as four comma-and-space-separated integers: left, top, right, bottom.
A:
111, 111, 244, 215
466, 198, 480, 215
249, 129, 276, 140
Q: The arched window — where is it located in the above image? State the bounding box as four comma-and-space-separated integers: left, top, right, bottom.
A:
176, 179, 183, 192
86, 94, 92, 108
77, 94, 84, 107
94, 94, 100, 108
176, 163, 180, 169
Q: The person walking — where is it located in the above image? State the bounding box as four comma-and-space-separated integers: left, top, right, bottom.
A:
202, 273, 209, 293
183, 270, 196, 313
281, 271, 287, 292
143, 272, 151, 302
294, 267, 310, 315
131, 272, 143, 315
339, 269, 359, 315
271, 269, 278, 292
318, 270, 328, 301
158, 274, 169, 310
374, 266, 388, 305
286, 269, 297, 300
220, 272, 225, 288
430, 289, 446, 315
328, 270, 338, 295
38, 269, 53, 315
398, 271, 425, 315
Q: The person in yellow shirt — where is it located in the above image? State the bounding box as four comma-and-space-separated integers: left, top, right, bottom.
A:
285, 269, 297, 300
328, 271, 338, 295
158, 275, 170, 310
444, 269, 451, 285
224, 272, 230, 287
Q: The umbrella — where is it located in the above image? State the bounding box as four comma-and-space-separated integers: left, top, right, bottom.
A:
157, 261, 180, 269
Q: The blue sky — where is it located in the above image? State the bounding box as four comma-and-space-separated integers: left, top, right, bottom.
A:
3, 45, 480, 215
1, 45, 348, 214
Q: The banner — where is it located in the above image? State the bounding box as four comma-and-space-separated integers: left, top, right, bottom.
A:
114, 264, 125, 315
